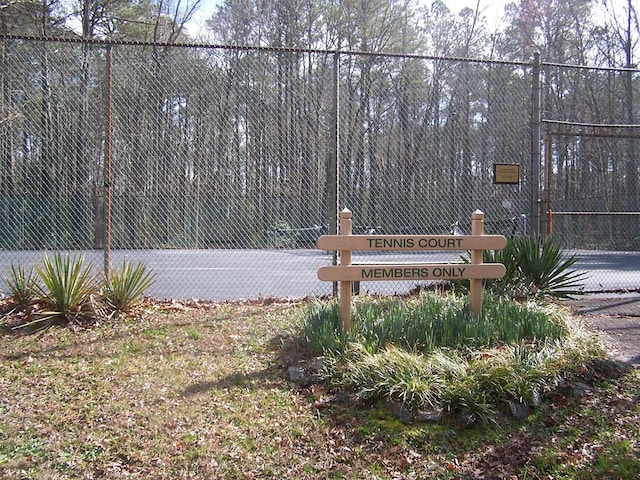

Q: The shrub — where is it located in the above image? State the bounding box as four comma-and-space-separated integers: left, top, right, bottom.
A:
465, 236, 587, 299
3, 264, 38, 307
514, 236, 587, 298
34, 252, 100, 322
305, 293, 603, 423
4, 255, 155, 331
102, 260, 155, 311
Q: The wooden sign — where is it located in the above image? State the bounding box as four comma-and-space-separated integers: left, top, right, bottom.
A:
318, 263, 506, 282
317, 209, 506, 331
318, 234, 506, 251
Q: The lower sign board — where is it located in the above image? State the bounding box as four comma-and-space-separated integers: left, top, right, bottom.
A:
317, 263, 506, 282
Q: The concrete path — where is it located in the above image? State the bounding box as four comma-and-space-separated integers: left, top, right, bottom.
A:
566, 295, 640, 367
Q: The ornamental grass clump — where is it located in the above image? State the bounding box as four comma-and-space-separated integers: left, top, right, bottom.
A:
304, 301, 345, 355
324, 343, 464, 411
304, 293, 569, 356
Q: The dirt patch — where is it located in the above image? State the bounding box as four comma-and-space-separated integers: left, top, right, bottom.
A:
565, 295, 640, 367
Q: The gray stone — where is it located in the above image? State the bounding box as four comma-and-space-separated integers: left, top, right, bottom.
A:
287, 359, 326, 386
572, 381, 593, 397
384, 400, 442, 424
414, 408, 443, 423
385, 400, 416, 424
308, 356, 328, 373
530, 390, 542, 407
288, 366, 304, 382
507, 400, 531, 420
593, 358, 631, 376
458, 411, 477, 428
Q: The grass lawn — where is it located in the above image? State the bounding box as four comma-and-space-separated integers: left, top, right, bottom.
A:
1, 299, 639, 479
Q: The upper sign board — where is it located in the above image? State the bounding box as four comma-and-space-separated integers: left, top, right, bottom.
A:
317, 234, 506, 251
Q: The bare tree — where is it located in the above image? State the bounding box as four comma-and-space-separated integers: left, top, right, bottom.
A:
602, 0, 638, 212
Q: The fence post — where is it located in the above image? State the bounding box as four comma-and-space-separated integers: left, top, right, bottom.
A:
328, 51, 340, 297
103, 44, 113, 280
531, 51, 542, 240
470, 210, 484, 315
339, 208, 352, 331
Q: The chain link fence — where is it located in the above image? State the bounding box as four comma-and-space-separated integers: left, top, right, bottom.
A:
0, 37, 637, 299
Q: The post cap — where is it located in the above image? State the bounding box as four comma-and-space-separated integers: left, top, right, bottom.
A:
340, 208, 352, 219
472, 209, 484, 219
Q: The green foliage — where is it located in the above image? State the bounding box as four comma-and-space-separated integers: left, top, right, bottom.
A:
303, 301, 349, 355
467, 236, 587, 299
103, 260, 155, 311
325, 344, 462, 411
34, 252, 100, 319
3, 264, 38, 307
480, 236, 520, 296
323, 337, 600, 422
4, 254, 155, 330
515, 236, 587, 298
5, 252, 153, 330
305, 293, 604, 423
304, 293, 568, 356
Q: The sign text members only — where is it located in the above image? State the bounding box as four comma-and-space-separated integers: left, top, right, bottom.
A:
317, 263, 506, 282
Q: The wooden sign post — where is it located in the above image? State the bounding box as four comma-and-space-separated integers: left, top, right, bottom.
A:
339, 209, 353, 332
317, 209, 506, 331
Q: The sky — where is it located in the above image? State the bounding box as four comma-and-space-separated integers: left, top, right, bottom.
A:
185, 0, 629, 44
447, 0, 509, 30
185, 0, 511, 39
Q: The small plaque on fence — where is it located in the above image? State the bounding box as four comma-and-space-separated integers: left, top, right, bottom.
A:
493, 164, 520, 185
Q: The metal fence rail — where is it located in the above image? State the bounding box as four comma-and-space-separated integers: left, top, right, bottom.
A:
0, 37, 638, 300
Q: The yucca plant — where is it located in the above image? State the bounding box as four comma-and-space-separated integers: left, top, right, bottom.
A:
515, 236, 587, 298
34, 252, 100, 322
462, 236, 586, 299
102, 260, 155, 311
4, 263, 38, 307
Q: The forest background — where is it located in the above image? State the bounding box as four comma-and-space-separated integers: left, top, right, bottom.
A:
0, 0, 638, 266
